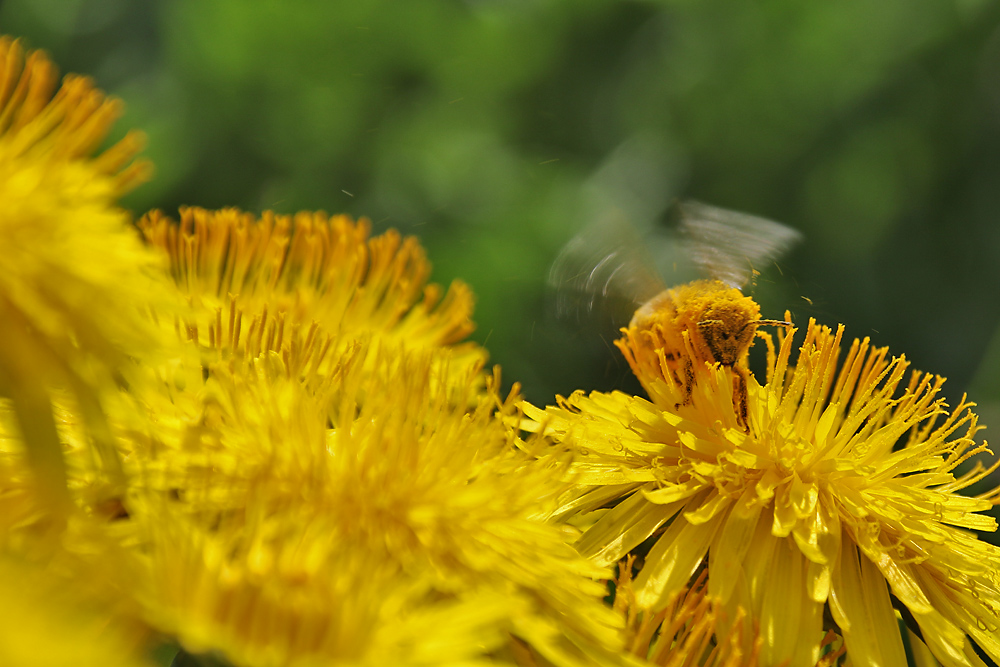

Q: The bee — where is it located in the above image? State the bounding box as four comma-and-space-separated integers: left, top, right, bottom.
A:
550, 200, 801, 428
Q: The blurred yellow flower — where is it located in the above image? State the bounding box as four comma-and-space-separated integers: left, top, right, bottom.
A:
102, 206, 496, 526
525, 285, 1000, 666
4, 186, 604, 665
0, 36, 170, 510
0, 555, 152, 667
126, 345, 627, 667
139, 207, 485, 395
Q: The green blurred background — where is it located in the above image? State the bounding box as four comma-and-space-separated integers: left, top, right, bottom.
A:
7, 0, 1000, 427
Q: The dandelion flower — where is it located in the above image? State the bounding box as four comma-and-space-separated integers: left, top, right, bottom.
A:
525, 281, 1000, 666
116, 206, 491, 508
0, 36, 171, 508
139, 207, 485, 392
126, 345, 626, 667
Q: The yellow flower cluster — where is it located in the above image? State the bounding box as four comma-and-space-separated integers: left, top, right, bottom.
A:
0, 37, 625, 667
3, 34, 1000, 667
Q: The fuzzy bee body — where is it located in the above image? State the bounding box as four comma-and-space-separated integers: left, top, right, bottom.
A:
625, 279, 771, 429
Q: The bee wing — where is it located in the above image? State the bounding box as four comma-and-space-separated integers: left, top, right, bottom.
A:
548, 210, 669, 325
677, 200, 802, 288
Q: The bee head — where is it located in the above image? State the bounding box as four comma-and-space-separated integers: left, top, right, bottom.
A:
697, 299, 760, 366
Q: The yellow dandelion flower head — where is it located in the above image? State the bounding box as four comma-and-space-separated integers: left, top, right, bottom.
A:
123, 343, 625, 667
0, 37, 178, 508
139, 207, 485, 384
526, 281, 1000, 666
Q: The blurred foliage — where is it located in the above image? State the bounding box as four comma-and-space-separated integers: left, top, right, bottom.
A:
5, 0, 1000, 416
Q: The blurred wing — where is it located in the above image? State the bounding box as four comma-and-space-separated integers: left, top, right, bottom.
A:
548, 211, 667, 325
678, 200, 802, 288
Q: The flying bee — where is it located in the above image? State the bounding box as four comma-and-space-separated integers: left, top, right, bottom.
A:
549, 200, 801, 429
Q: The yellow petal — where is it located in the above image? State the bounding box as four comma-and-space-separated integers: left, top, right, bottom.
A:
642, 478, 702, 504
829, 541, 908, 667
683, 488, 732, 525
911, 565, 999, 666
551, 483, 641, 522
758, 537, 823, 666
708, 486, 764, 605
575, 487, 683, 566
634, 497, 722, 609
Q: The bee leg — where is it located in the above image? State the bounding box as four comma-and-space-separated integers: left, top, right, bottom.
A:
732, 366, 750, 432
674, 357, 696, 410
